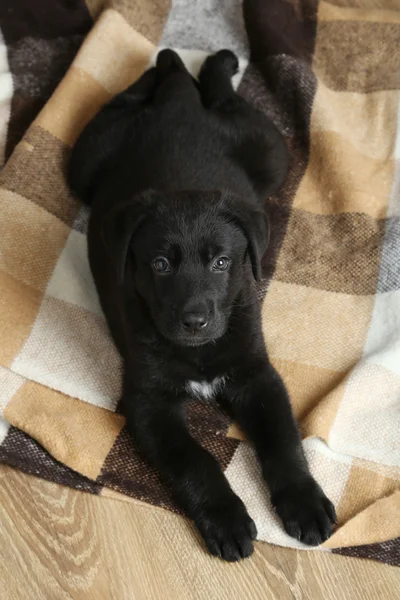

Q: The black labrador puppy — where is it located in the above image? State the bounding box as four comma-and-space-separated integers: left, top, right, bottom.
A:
68, 49, 336, 561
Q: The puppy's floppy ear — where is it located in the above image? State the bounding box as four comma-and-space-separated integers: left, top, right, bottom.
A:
220, 192, 269, 281
101, 192, 154, 285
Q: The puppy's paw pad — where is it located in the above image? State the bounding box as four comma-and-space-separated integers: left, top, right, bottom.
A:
196, 498, 257, 562
272, 478, 337, 547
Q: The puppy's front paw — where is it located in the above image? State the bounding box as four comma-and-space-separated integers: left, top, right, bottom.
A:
195, 497, 257, 561
272, 478, 337, 546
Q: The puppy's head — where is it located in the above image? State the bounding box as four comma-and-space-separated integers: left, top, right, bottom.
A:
104, 191, 268, 347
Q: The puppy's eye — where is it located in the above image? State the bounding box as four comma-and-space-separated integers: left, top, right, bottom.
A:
212, 257, 230, 271
152, 257, 171, 273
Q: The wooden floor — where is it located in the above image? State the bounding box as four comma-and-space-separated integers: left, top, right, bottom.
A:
0, 465, 398, 600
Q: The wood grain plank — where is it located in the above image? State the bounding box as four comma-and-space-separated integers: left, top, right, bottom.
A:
0, 465, 399, 600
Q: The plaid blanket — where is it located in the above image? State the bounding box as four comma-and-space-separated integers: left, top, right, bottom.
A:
0, 0, 399, 566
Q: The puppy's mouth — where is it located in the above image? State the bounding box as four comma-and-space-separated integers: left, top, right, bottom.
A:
159, 327, 224, 348
174, 335, 214, 348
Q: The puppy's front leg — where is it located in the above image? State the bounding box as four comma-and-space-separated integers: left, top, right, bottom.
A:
225, 362, 337, 546
124, 386, 257, 561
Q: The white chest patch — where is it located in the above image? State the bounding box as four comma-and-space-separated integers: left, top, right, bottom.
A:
186, 376, 226, 401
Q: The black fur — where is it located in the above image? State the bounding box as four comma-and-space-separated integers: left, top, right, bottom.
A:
68, 49, 336, 561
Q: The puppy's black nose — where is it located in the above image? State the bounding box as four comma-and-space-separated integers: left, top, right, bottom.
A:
182, 312, 208, 333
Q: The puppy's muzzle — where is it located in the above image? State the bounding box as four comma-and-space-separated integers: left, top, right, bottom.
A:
182, 305, 209, 335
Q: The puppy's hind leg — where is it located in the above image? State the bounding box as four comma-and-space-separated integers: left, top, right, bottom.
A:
198, 50, 241, 110
68, 67, 159, 203
156, 48, 188, 77
111, 66, 159, 106
153, 48, 201, 106
199, 51, 289, 200
198, 50, 270, 129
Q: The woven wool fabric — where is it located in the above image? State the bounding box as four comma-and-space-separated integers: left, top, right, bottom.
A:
0, 0, 399, 566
